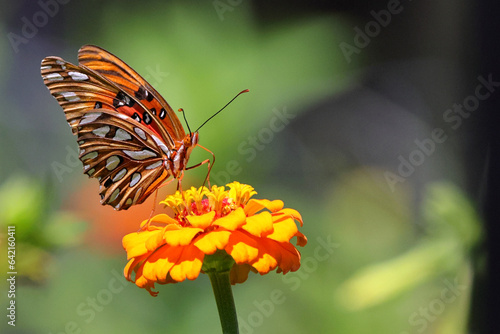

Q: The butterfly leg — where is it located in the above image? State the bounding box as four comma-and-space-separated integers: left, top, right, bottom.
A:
187, 143, 215, 189
139, 189, 159, 231
140, 177, 176, 231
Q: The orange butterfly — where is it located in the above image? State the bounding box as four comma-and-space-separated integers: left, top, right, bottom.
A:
41, 45, 247, 210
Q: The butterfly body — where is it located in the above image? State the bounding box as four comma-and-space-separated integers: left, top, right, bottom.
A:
41, 45, 199, 210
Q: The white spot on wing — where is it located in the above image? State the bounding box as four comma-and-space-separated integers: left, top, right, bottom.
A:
134, 127, 147, 141
68, 71, 89, 81
81, 151, 98, 161
110, 188, 120, 202
44, 73, 63, 81
151, 135, 170, 155
60, 92, 80, 101
80, 112, 102, 125
56, 59, 66, 69
130, 172, 141, 187
113, 168, 127, 182
106, 156, 121, 171
41, 65, 52, 70
123, 149, 157, 160
92, 125, 110, 138
113, 128, 132, 141
146, 161, 163, 170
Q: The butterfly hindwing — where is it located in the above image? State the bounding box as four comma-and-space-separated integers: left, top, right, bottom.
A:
77, 109, 171, 210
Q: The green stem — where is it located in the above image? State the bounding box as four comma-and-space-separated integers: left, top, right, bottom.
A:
208, 270, 239, 334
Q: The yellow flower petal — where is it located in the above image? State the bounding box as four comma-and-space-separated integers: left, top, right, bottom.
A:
142, 246, 174, 281
194, 230, 231, 254
242, 211, 274, 237
164, 227, 203, 246
274, 208, 303, 226
186, 211, 215, 229
123, 230, 162, 259
266, 218, 298, 243
145, 229, 167, 252
252, 253, 278, 273
244, 199, 284, 216
226, 231, 260, 263
149, 213, 179, 225
213, 207, 246, 230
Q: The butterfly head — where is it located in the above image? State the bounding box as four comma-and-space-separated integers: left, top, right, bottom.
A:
186, 131, 199, 148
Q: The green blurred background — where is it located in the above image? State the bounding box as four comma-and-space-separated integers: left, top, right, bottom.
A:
0, 0, 492, 333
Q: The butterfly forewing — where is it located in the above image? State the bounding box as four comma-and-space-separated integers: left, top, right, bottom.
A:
78, 45, 185, 146
41, 54, 176, 210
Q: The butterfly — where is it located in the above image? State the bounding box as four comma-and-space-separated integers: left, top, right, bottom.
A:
41, 45, 247, 210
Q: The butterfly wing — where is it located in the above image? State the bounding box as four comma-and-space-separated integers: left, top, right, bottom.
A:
78, 45, 186, 146
41, 56, 173, 210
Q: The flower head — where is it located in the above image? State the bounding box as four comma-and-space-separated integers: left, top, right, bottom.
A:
123, 182, 307, 296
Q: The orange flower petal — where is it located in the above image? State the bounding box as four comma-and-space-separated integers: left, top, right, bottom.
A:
164, 227, 203, 246
169, 245, 204, 281
186, 211, 215, 229
242, 211, 274, 237
213, 207, 246, 230
244, 199, 284, 216
294, 231, 308, 247
142, 246, 175, 281
273, 241, 302, 273
124, 255, 147, 281
230, 263, 253, 284
266, 218, 298, 243
193, 230, 231, 254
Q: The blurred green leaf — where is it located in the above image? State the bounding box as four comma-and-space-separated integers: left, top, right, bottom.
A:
422, 182, 482, 249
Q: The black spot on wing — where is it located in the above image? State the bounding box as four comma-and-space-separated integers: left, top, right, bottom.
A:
95, 102, 102, 109
159, 108, 166, 119
132, 112, 141, 123
113, 91, 135, 108
134, 86, 154, 102
143, 111, 152, 125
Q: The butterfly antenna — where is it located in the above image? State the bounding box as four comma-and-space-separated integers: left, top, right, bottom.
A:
195, 89, 249, 132
178, 108, 192, 134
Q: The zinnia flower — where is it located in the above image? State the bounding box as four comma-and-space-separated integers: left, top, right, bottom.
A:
123, 181, 307, 296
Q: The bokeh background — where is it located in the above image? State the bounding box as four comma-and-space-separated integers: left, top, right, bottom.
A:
1, 0, 497, 333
